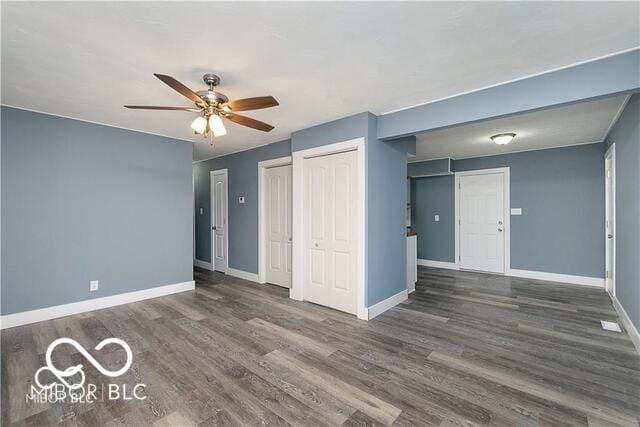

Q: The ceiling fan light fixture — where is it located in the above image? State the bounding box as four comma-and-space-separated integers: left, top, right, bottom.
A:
209, 114, 227, 137
190, 116, 207, 134
491, 133, 516, 145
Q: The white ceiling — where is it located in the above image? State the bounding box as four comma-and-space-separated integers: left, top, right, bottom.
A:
2, 2, 638, 161
412, 95, 628, 161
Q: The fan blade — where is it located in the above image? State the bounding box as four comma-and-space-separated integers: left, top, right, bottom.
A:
153, 73, 207, 106
225, 113, 274, 132
223, 96, 279, 112
124, 105, 202, 112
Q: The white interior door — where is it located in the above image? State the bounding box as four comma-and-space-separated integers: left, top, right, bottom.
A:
459, 172, 505, 274
265, 165, 292, 287
303, 150, 358, 314
211, 171, 228, 273
605, 149, 615, 295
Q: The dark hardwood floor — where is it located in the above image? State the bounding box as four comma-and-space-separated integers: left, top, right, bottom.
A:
2, 267, 639, 426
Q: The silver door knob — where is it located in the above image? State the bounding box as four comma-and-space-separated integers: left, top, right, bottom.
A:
608, 234, 613, 238
498, 228, 503, 232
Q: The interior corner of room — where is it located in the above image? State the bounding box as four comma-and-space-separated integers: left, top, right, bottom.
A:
1, 3, 640, 423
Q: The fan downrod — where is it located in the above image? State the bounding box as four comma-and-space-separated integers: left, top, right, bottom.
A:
203, 74, 221, 89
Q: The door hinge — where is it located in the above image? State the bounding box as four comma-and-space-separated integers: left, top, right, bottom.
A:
458, 183, 461, 189
606, 270, 610, 279
458, 255, 461, 261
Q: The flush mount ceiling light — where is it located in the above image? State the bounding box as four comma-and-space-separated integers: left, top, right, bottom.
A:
125, 73, 278, 146
490, 133, 516, 145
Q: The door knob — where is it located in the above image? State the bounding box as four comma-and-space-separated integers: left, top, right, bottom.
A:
608, 234, 614, 239
212, 226, 217, 230
498, 228, 503, 232
314, 243, 319, 247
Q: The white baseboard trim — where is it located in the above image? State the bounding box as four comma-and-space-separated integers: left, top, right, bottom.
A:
194, 259, 213, 270
418, 259, 459, 270
227, 268, 260, 283
0, 280, 195, 330
508, 269, 604, 287
366, 289, 408, 320
610, 293, 640, 354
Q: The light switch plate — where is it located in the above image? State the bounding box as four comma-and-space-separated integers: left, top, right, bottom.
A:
199, 208, 204, 215
434, 215, 440, 222
90, 280, 99, 292
511, 208, 522, 215
239, 196, 245, 204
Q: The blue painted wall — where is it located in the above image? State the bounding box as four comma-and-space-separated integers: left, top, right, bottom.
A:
291, 112, 370, 152
412, 175, 455, 262
366, 114, 414, 305
379, 49, 640, 140
410, 143, 605, 278
197, 112, 412, 307
193, 139, 291, 273
1, 107, 193, 315
605, 94, 640, 331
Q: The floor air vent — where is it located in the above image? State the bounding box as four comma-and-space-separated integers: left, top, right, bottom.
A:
600, 320, 622, 332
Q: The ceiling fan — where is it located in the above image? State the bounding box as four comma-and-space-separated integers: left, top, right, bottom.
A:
125, 73, 278, 143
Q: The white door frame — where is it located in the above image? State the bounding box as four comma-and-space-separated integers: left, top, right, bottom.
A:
258, 156, 293, 285
604, 143, 616, 296
210, 169, 229, 274
291, 137, 367, 320
454, 167, 511, 274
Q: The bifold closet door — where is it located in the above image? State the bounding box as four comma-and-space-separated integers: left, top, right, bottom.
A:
303, 150, 358, 314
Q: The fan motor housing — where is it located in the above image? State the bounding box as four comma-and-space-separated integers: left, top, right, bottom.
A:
196, 90, 228, 106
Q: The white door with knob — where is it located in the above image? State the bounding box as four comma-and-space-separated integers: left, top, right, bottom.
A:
303, 150, 358, 314
211, 170, 228, 273
265, 165, 292, 287
605, 145, 616, 295
458, 171, 505, 274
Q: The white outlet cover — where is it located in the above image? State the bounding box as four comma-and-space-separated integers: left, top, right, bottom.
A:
600, 320, 621, 332
434, 215, 440, 222
239, 196, 245, 204
199, 207, 204, 215
511, 208, 522, 215
90, 280, 99, 291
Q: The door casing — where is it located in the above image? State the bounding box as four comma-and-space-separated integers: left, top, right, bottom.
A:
258, 156, 293, 286
210, 169, 229, 273
291, 137, 367, 320
454, 167, 511, 274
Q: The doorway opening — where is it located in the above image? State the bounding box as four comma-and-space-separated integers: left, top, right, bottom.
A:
455, 167, 510, 274
291, 138, 367, 319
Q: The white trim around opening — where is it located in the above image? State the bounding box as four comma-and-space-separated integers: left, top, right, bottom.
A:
291, 137, 367, 320
454, 167, 511, 274
258, 156, 293, 285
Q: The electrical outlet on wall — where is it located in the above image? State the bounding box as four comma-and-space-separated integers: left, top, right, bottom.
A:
434, 215, 440, 222
90, 280, 99, 291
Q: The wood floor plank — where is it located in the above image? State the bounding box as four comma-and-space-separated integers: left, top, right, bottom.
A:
2, 266, 639, 426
